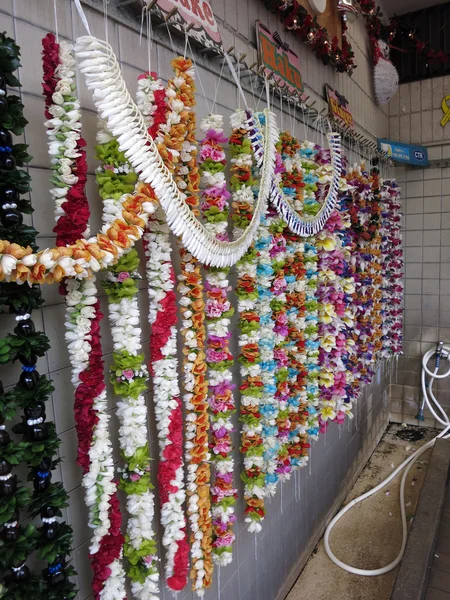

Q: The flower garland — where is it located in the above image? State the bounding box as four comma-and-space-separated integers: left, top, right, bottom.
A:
170, 58, 214, 595
255, 206, 279, 496
42, 35, 90, 246
199, 114, 237, 566
231, 109, 265, 533
380, 179, 403, 357
137, 65, 189, 594
96, 125, 160, 600
346, 163, 383, 393
70, 35, 279, 270
279, 133, 309, 468
299, 142, 321, 439
42, 33, 122, 600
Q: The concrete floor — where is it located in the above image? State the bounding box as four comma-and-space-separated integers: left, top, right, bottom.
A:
286, 423, 438, 600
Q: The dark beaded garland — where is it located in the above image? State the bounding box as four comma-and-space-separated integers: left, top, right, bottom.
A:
0, 187, 20, 205
1, 208, 23, 227
0, 128, 12, 147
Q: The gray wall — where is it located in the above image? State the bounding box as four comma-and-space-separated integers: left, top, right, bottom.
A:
0, 1, 391, 598
388, 78, 450, 428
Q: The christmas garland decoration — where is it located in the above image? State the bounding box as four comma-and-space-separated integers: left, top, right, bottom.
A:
169, 58, 214, 595
137, 66, 190, 594
231, 110, 265, 533
273, 1, 356, 74
0, 32, 74, 599
357, 0, 450, 67
96, 125, 160, 600
42, 34, 126, 600
198, 114, 237, 567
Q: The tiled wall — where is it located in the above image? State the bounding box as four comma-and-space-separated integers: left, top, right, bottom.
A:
388, 77, 450, 427
0, 1, 391, 599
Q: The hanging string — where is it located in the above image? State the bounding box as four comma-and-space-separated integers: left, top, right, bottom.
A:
280, 483, 284, 515
254, 534, 258, 561
255, 78, 268, 112
53, 0, 59, 42
218, 566, 221, 600
224, 53, 248, 110
187, 38, 211, 114
183, 29, 189, 60
212, 57, 226, 114
280, 92, 283, 132
146, 9, 152, 73
301, 104, 307, 142
164, 18, 177, 56
103, 0, 109, 45
73, 0, 91, 34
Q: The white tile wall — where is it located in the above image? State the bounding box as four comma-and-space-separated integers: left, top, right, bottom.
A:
0, 0, 391, 598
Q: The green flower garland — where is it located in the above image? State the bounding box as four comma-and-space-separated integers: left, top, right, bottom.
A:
96, 131, 160, 599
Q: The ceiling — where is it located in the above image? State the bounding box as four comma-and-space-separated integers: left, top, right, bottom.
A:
382, 0, 449, 16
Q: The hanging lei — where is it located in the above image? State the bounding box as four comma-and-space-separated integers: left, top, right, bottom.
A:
169, 59, 214, 595
198, 114, 237, 566
299, 142, 321, 439
265, 146, 292, 483
349, 163, 383, 388
136, 68, 189, 594
369, 166, 384, 365
42, 33, 124, 600
95, 122, 160, 600
0, 32, 74, 599
279, 133, 309, 469
231, 109, 265, 533
380, 179, 403, 357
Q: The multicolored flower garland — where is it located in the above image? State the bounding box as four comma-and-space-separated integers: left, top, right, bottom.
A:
380, 179, 403, 357
231, 109, 265, 532
279, 133, 309, 468
199, 114, 237, 566
42, 33, 125, 600
96, 124, 160, 600
255, 147, 283, 495
170, 59, 214, 594
299, 142, 321, 438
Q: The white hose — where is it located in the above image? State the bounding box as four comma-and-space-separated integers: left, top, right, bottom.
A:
324, 344, 450, 576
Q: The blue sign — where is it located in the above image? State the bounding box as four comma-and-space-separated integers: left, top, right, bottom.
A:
378, 139, 429, 166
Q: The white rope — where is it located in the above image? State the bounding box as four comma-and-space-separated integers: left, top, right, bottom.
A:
73, 0, 91, 35
53, 0, 59, 43
224, 53, 248, 109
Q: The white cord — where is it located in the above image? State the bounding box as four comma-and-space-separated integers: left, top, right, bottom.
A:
324, 345, 450, 576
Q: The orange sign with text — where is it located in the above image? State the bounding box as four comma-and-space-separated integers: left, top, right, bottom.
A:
325, 85, 354, 130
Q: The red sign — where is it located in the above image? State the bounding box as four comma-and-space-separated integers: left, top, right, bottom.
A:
256, 21, 304, 96
325, 85, 354, 130
155, 0, 221, 49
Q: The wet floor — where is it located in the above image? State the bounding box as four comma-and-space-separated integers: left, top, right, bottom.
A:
286, 423, 438, 600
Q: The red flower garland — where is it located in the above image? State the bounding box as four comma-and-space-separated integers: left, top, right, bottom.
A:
43, 33, 124, 599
